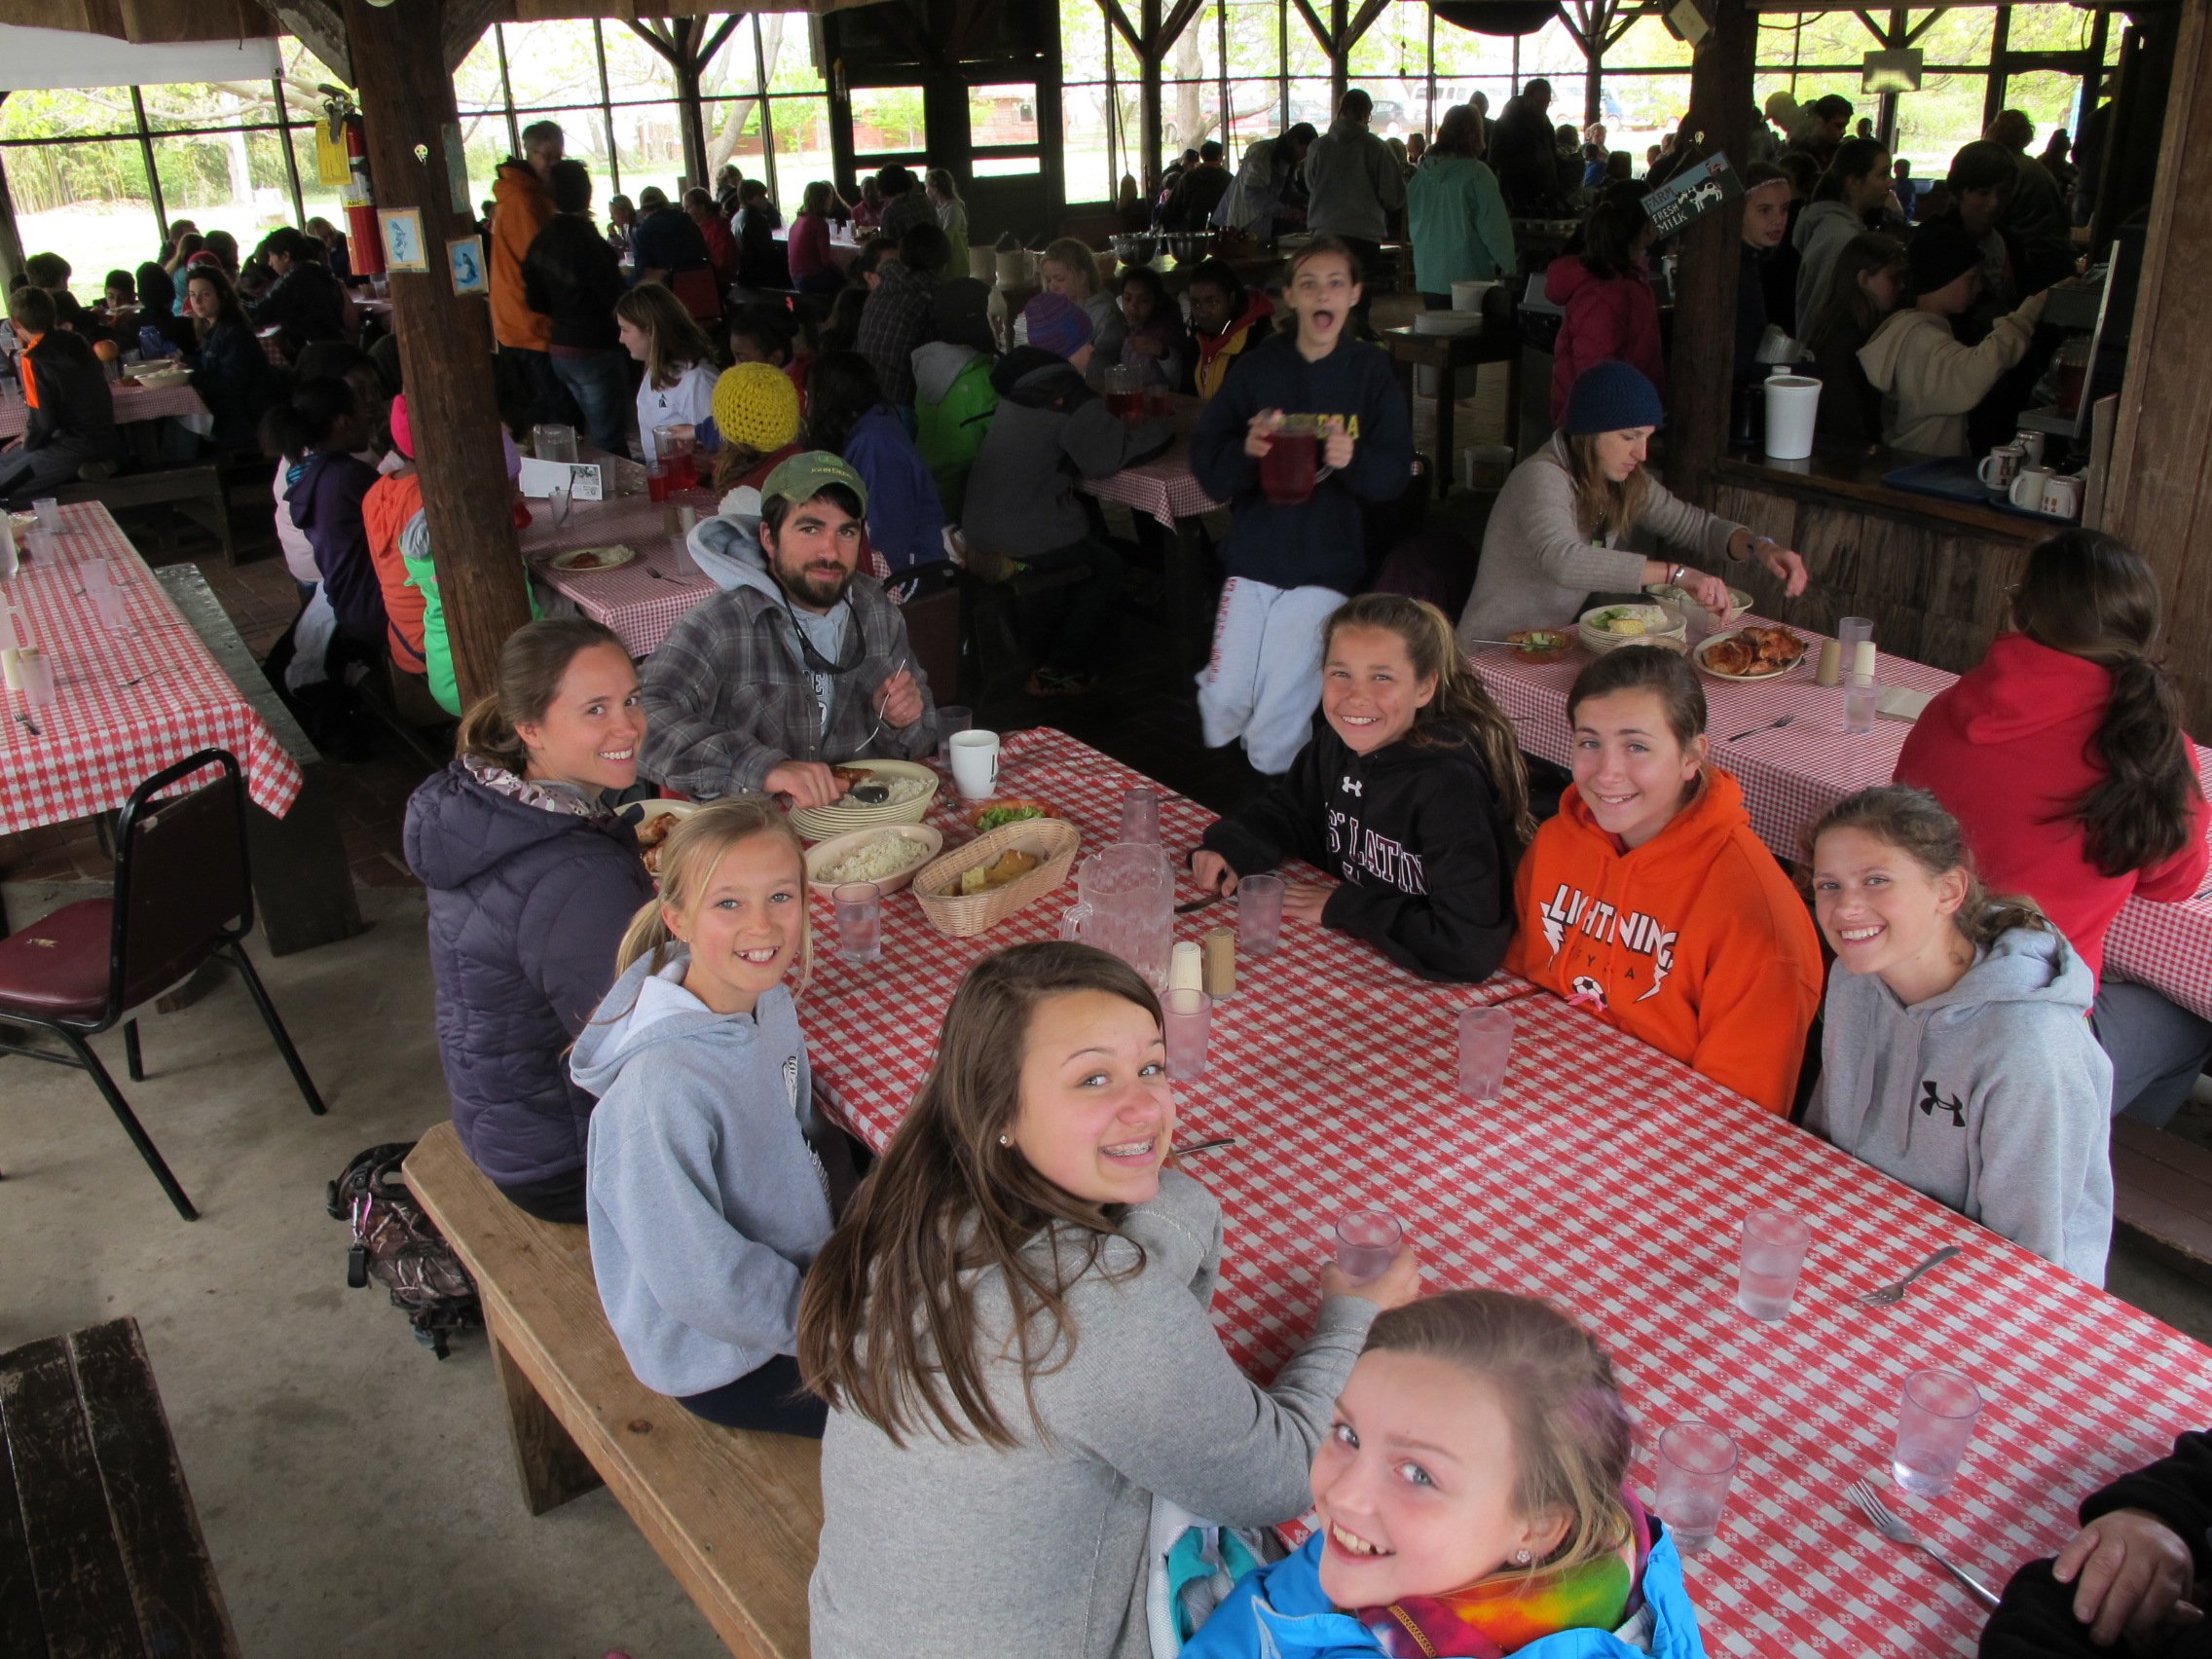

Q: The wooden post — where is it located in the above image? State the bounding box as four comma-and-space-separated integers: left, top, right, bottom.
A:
344, 0, 532, 710
0, 153, 26, 295
1140, 0, 1164, 193
2102, 0, 2212, 734
673, 18, 710, 195
1661, 0, 1754, 510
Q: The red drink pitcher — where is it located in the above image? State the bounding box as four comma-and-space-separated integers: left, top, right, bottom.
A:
1260, 427, 1318, 504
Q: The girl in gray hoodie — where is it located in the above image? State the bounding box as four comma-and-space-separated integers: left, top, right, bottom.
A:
798, 941, 1420, 1659
1805, 786, 2115, 1283
571, 798, 857, 1436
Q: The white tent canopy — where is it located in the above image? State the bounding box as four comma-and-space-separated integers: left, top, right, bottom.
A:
0, 26, 280, 93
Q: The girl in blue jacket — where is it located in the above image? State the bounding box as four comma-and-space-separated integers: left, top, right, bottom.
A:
804, 348, 949, 576
1190, 238, 1413, 775
571, 797, 861, 1437
1183, 1290, 1709, 1659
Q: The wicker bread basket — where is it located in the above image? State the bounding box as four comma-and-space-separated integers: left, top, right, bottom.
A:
912, 818, 1081, 939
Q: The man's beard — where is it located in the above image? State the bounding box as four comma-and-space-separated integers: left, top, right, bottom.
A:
771, 551, 853, 610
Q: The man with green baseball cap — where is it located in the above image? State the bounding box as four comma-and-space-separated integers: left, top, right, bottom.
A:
641, 450, 936, 804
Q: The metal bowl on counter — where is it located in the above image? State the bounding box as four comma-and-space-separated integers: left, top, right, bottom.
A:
1112, 234, 1159, 267
1165, 232, 1220, 263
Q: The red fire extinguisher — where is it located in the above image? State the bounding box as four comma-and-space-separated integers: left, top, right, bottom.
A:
323, 88, 385, 278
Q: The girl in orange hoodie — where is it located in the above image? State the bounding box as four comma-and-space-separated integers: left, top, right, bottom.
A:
1505, 646, 1823, 1115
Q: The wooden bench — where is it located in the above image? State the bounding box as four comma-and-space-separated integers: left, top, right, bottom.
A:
56, 463, 234, 567
156, 564, 365, 957
402, 1122, 821, 1658
0, 1318, 240, 1658
2112, 1117, 2212, 1279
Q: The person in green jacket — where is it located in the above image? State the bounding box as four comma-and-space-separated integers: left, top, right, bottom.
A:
1406, 103, 1518, 308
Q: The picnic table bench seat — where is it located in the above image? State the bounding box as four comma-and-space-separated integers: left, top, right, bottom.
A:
52, 463, 235, 567
2112, 1116, 2212, 1277
401, 1121, 820, 1659
0, 1317, 241, 1659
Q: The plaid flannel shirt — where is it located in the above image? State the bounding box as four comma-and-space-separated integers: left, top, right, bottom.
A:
638, 574, 936, 798
855, 262, 936, 404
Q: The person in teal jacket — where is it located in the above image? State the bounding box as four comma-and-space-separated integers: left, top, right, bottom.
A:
1180, 1291, 1710, 1659
1406, 104, 1518, 308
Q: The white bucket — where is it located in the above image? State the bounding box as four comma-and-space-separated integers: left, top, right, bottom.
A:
1460, 442, 1515, 493
968, 247, 997, 282
1763, 374, 1822, 461
1451, 278, 1496, 313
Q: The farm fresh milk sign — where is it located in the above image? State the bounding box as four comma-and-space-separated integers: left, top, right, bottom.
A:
1643, 153, 1744, 239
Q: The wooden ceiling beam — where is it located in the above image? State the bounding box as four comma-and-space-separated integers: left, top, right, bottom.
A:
268, 0, 350, 78
442, 0, 505, 70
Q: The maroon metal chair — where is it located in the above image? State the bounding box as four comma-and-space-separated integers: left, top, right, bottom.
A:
0, 750, 326, 1221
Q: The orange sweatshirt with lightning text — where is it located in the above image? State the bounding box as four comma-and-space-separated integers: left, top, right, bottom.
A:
1504, 768, 1823, 1116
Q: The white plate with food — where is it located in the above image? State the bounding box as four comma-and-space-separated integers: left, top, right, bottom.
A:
1693, 624, 1812, 681
550, 544, 635, 573
1578, 602, 1686, 654
631, 799, 700, 880
789, 759, 940, 840
804, 824, 944, 895
1643, 582, 1753, 623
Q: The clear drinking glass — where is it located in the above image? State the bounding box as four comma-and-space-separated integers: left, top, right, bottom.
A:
1839, 616, 1877, 735
1235, 872, 1285, 955
1655, 1421, 1740, 1556
934, 705, 973, 758
1161, 986, 1212, 1081
1737, 1209, 1813, 1321
832, 882, 882, 965
548, 481, 572, 529
1456, 1006, 1516, 1098
18, 648, 55, 707
1117, 787, 1162, 845
1893, 1369, 1983, 1497
532, 423, 578, 463
31, 497, 59, 533
1334, 1209, 1402, 1283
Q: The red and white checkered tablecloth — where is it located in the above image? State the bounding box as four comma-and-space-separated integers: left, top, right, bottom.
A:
1, 502, 303, 834
522, 484, 723, 658
0, 379, 211, 441
1472, 622, 2212, 1021
801, 726, 2212, 1659
1080, 397, 1226, 528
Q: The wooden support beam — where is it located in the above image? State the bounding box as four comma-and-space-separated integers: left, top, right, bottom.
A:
269, 0, 351, 79
344, 0, 532, 711
0, 151, 26, 295
1662, 0, 1754, 511
442, 0, 504, 73
2104, 0, 2212, 735
1139, 0, 1163, 189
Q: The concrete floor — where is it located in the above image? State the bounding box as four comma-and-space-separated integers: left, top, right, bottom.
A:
1, 879, 725, 1659
9, 869, 2212, 1658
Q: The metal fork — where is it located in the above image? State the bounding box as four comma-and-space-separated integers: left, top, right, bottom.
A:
1857, 1245, 1964, 1308
1844, 1479, 1999, 1610
1726, 713, 1795, 743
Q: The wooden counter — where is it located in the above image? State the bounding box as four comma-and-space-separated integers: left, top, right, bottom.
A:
1702, 442, 2045, 674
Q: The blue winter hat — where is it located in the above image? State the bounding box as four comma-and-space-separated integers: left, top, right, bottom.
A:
1019, 290, 1094, 360
1563, 360, 1666, 436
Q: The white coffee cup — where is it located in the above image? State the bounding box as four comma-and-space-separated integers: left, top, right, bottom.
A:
2040, 473, 2083, 519
2013, 429, 2046, 466
948, 729, 1001, 799
2009, 465, 2054, 511
1977, 445, 2023, 489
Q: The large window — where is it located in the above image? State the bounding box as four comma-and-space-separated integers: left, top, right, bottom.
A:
0, 41, 342, 302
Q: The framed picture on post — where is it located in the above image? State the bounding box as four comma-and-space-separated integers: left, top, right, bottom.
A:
448, 237, 488, 296
379, 206, 429, 273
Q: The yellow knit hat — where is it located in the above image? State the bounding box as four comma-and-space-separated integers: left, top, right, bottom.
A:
711, 361, 800, 455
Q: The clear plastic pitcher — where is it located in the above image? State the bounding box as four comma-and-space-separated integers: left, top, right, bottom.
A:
1059, 842, 1175, 990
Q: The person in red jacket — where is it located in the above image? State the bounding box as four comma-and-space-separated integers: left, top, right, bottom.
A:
1546, 197, 1664, 425
1897, 529, 2210, 1125
1506, 645, 1824, 1115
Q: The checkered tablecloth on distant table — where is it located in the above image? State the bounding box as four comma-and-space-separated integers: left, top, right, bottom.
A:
1079, 395, 1226, 528
1472, 621, 2212, 1020
0, 379, 211, 441
1, 502, 303, 834
801, 726, 2212, 1659
522, 482, 724, 659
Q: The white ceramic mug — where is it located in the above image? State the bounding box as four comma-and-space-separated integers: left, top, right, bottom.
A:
948, 729, 1001, 799
2009, 465, 2054, 511
2013, 429, 2046, 466
2040, 473, 2084, 519
1977, 445, 2024, 489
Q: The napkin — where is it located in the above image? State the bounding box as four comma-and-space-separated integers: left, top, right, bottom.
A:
1877, 685, 1933, 721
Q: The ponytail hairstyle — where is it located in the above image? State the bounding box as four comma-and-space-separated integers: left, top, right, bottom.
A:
1814, 136, 1890, 203
1811, 784, 2056, 952
2011, 530, 2199, 877
613, 796, 812, 993
1805, 232, 1905, 356
799, 940, 1162, 1449
1362, 1291, 1637, 1578
1323, 594, 1536, 848
614, 280, 720, 390
453, 615, 626, 776
256, 375, 356, 463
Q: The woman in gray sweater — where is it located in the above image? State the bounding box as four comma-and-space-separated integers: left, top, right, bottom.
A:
1457, 362, 1807, 648
798, 941, 1419, 1659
